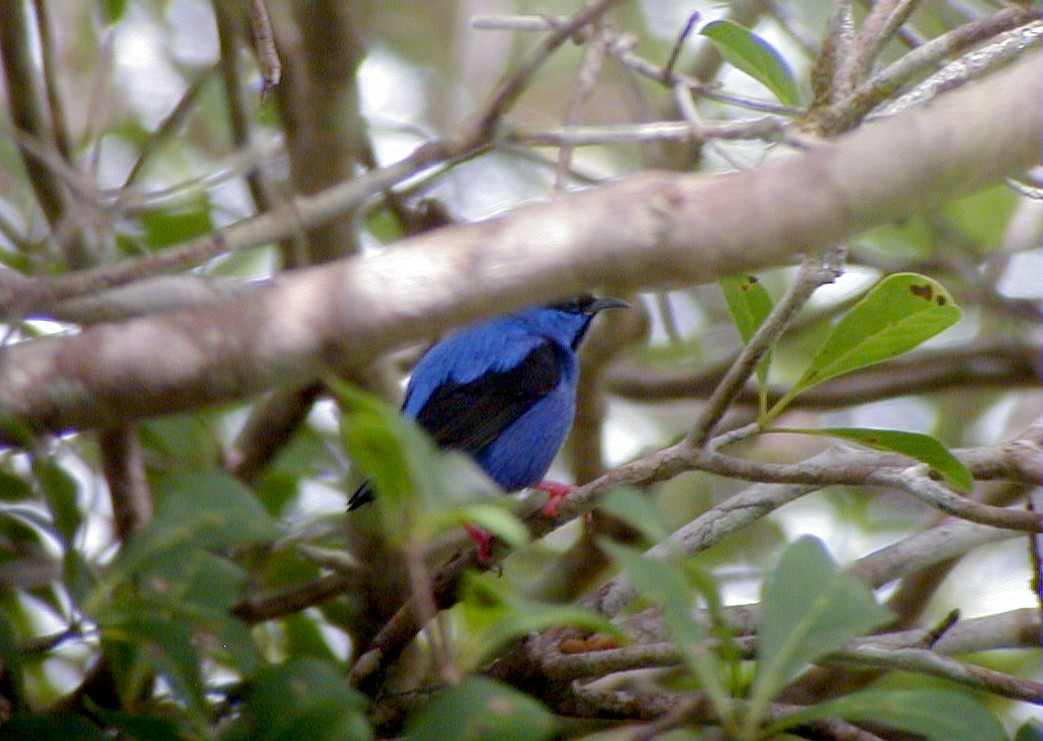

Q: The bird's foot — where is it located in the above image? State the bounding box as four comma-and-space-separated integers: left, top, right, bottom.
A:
535, 480, 576, 518
463, 523, 494, 564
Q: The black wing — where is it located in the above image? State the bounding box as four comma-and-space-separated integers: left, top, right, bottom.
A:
348, 341, 562, 511
415, 341, 562, 454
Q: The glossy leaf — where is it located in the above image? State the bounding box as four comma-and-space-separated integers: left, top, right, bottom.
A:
771, 687, 1007, 741
767, 273, 960, 422
405, 676, 554, 741
700, 20, 801, 106
747, 536, 892, 733
776, 427, 973, 492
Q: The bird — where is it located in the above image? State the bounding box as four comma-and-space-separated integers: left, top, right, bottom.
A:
347, 295, 629, 536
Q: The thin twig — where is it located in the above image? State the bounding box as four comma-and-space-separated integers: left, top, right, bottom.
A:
246, 0, 281, 92
0, 0, 83, 265
838, 0, 926, 96
879, 20, 1043, 116
555, 25, 609, 192
688, 248, 845, 446
508, 117, 787, 147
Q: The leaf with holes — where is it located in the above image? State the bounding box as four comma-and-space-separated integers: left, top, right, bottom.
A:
766, 273, 960, 422
721, 274, 775, 412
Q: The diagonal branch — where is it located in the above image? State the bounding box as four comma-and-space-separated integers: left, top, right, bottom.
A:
0, 53, 1038, 441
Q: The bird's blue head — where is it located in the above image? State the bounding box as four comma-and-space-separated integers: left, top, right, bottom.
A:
520, 294, 630, 350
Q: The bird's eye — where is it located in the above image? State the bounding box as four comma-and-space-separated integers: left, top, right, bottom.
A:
553, 294, 595, 314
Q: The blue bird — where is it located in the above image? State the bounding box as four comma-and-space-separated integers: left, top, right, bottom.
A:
348, 295, 628, 521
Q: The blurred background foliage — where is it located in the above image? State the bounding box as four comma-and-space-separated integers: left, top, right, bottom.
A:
0, 0, 1040, 738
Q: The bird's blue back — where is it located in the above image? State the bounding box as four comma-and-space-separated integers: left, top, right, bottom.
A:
347, 297, 623, 510
402, 306, 596, 491
403, 307, 592, 415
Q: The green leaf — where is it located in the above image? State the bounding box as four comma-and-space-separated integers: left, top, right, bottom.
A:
747, 536, 892, 733
860, 218, 934, 260
284, 613, 338, 663
138, 472, 278, 554
0, 713, 110, 740
596, 486, 671, 545
0, 470, 32, 501
720, 274, 775, 413
92, 472, 278, 616
91, 708, 185, 741
140, 197, 213, 250
0, 512, 50, 570
602, 542, 735, 727
34, 460, 80, 547
139, 416, 221, 472
700, 20, 801, 106
0, 612, 25, 713
720, 275, 774, 344
104, 614, 207, 719
63, 548, 98, 605
101, 0, 128, 25
0, 410, 34, 449
457, 574, 622, 671
222, 658, 372, 741
941, 185, 1018, 251
448, 503, 529, 551
333, 381, 503, 544
404, 676, 554, 741
769, 687, 1007, 741
775, 427, 973, 492
332, 379, 439, 536
1016, 719, 1043, 741
145, 549, 246, 620
767, 273, 960, 422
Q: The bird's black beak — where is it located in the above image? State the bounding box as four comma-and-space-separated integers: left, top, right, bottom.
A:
585, 296, 631, 314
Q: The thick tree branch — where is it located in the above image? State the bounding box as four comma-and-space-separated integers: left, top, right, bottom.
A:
0, 53, 1038, 440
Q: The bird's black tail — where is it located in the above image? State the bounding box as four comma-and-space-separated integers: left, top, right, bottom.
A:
347, 481, 373, 511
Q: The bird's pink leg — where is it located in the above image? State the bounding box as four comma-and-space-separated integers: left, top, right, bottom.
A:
534, 480, 576, 518
463, 523, 494, 563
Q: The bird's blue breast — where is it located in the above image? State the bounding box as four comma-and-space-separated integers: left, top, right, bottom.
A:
401, 309, 589, 490
471, 377, 576, 490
